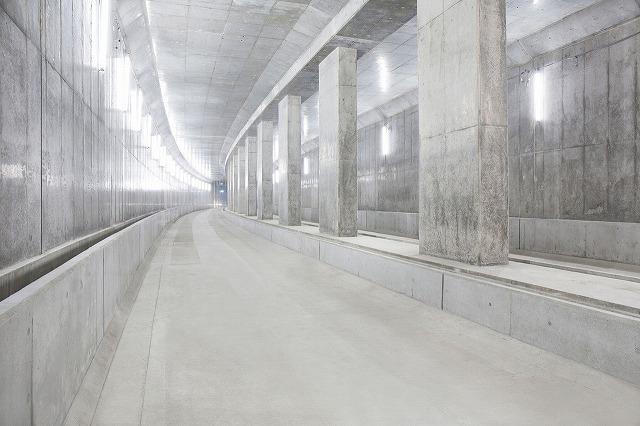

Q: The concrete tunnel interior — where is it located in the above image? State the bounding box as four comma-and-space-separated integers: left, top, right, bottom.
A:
1, 0, 640, 424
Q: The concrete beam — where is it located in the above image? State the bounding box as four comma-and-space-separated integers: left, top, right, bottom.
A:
278, 95, 302, 226
257, 121, 274, 220
318, 47, 358, 237
417, 0, 508, 265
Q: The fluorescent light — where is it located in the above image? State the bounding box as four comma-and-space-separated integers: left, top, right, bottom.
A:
303, 157, 309, 175
303, 115, 308, 139
381, 124, 391, 156
273, 133, 279, 162
131, 89, 144, 131
377, 56, 390, 93
141, 115, 152, 148
533, 70, 544, 122
159, 146, 167, 168
151, 135, 161, 160
99, 0, 111, 69
116, 56, 130, 111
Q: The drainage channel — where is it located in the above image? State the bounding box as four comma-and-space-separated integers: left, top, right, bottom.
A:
0, 211, 159, 302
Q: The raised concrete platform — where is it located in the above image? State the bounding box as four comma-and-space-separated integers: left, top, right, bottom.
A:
223, 210, 640, 388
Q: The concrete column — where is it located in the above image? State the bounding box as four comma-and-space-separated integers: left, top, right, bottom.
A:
237, 144, 247, 214
232, 152, 239, 212
226, 165, 233, 210
278, 95, 302, 226
245, 136, 257, 216
234, 154, 239, 212
418, 0, 508, 265
257, 121, 273, 220
318, 47, 358, 237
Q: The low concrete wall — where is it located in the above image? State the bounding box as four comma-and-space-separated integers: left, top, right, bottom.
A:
510, 217, 640, 265
308, 213, 640, 265
225, 212, 640, 388
0, 205, 206, 426
302, 207, 319, 223
303, 209, 419, 238
357, 210, 419, 238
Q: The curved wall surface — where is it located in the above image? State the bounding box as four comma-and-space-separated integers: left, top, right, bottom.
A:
0, 206, 203, 425
0, 1, 211, 272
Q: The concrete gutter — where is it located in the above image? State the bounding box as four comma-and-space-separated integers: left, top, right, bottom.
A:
1, 210, 160, 302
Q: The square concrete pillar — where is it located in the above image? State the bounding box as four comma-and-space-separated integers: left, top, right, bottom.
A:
245, 136, 257, 216
319, 47, 358, 237
257, 121, 273, 220
278, 95, 302, 226
232, 152, 239, 212
237, 145, 247, 215
226, 165, 233, 210
418, 0, 508, 265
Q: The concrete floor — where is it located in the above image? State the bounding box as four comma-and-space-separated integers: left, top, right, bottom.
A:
90, 210, 640, 425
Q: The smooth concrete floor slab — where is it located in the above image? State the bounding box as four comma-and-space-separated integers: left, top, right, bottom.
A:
91, 210, 640, 425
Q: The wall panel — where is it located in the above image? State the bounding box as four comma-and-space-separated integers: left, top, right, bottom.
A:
0, 2, 210, 270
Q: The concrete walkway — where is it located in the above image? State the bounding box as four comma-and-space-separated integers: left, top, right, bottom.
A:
90, 210, 640, 425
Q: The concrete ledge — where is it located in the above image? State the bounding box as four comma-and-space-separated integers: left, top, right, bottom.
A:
0, 205, 207, 426
510, 217, 640, 266
225, 211, 640, 388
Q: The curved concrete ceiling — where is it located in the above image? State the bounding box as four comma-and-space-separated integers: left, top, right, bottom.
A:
117, 0, 212, 182
119, 0, 640, 181
122, 0, 353, 181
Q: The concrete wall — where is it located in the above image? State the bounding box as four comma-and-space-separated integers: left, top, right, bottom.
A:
508, 17, 640, 262
0, 206, 203, 426
301, 147, 320, 223
300, 17, 640, 261
301, 105, 420, 237
0, 1, 209, 271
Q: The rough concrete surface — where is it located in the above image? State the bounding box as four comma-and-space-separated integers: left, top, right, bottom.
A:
256, 121, 273, 220
319, 47, 358, 237
278, 95, 302, 226
418, 0, 509, 265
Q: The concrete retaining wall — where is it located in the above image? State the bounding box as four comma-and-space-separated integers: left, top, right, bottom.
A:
225, 212, 640, 388
0, 206, 204, 426
301, 209, 419, 238
507, 17, 640, 264
510, 217, 640, 265
357, 210, 419, 238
